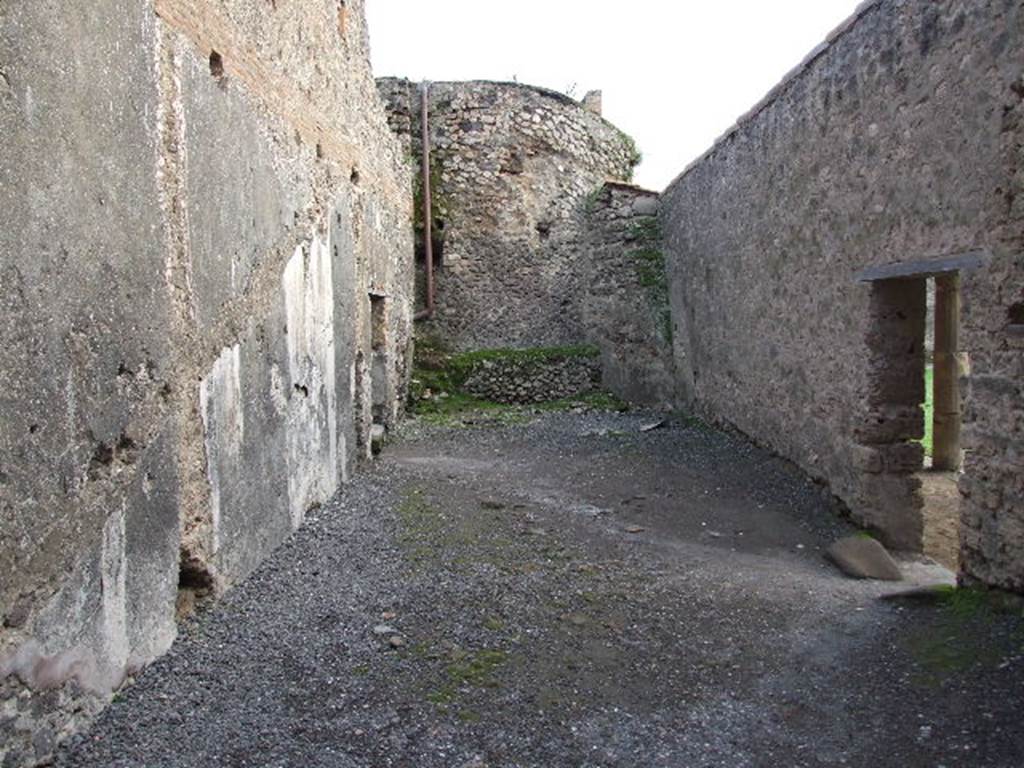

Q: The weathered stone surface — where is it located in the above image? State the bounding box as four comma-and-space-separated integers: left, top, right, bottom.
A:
376, 78, 639, 352
661, 0, 1024, 589
827, 536, 903, 581
460, 353, 601, 405
583, 183, 676, 407
0, 1, 413, 764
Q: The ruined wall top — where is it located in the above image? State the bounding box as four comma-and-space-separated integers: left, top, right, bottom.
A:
377, 77, 640, 351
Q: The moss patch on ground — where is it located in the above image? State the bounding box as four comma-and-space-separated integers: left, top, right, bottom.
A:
426, 647, 510, 711
904, 586, 1024, 687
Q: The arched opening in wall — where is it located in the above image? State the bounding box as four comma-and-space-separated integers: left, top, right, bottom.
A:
856, 255, 982, 572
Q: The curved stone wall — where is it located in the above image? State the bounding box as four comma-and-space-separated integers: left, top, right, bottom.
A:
377, 78, 639, 351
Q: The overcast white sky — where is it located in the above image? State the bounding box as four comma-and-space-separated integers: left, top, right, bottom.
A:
367, 0, 862, 190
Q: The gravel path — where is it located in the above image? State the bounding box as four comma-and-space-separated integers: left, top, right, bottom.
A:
58, 410, 1024, 767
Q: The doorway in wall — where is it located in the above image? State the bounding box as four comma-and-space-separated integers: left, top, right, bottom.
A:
857, 254, 981, 570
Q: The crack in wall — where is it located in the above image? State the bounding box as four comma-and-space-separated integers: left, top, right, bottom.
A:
156, 26, 216, 591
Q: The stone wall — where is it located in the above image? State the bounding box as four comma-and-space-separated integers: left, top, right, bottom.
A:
0, 1, 413, 764
376, 78, 639, 351
661, 0, 1024, 589
461, 350, 601, 405
583, 183, 676, 407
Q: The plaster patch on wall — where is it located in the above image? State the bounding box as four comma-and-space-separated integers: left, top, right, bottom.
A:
282, 232, 339, 529
269, 364, 289, 416
98, 503, 129, 691
200, 344, 244, 556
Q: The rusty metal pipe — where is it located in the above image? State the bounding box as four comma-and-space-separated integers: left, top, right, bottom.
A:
415, 81, 434, 321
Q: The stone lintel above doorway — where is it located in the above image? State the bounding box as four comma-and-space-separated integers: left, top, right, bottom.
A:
855, 250, 991, 283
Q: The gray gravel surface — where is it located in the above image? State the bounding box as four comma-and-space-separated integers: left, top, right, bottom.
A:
57, 410, 1024, 767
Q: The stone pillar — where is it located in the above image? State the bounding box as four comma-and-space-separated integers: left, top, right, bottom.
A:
582, 90, 602, 116
932, 273, 961, 471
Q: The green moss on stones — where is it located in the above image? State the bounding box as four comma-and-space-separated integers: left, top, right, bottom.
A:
409, 342, 602, 419
623, 217, 671, 342
617, 131, 643, 178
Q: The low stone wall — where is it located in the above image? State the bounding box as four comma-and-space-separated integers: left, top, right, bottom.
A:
460, 350, 601, 405
583, 182, 676, 407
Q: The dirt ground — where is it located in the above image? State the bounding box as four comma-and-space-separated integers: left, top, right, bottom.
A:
59, 408, 1024, 767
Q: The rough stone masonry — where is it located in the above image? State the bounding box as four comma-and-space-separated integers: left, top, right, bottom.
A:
661, 0, 1024, 590
0, 1, 413, 765
2, 0, 1024, 765
376, 79, 676, 406
376, 78, 640, 352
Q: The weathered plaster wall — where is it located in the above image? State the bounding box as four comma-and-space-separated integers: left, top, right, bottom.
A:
662, 0, 1023, 588
0, 1, 413, 764
584, 183, 676, 407
377, 78, 639, 351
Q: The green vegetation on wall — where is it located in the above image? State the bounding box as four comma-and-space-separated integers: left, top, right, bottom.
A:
627, 219, 672, 345
618, 131, 643, 180
411, 340, 599, 398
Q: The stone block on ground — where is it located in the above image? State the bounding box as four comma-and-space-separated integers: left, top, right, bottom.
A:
827, 535, 903, 581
